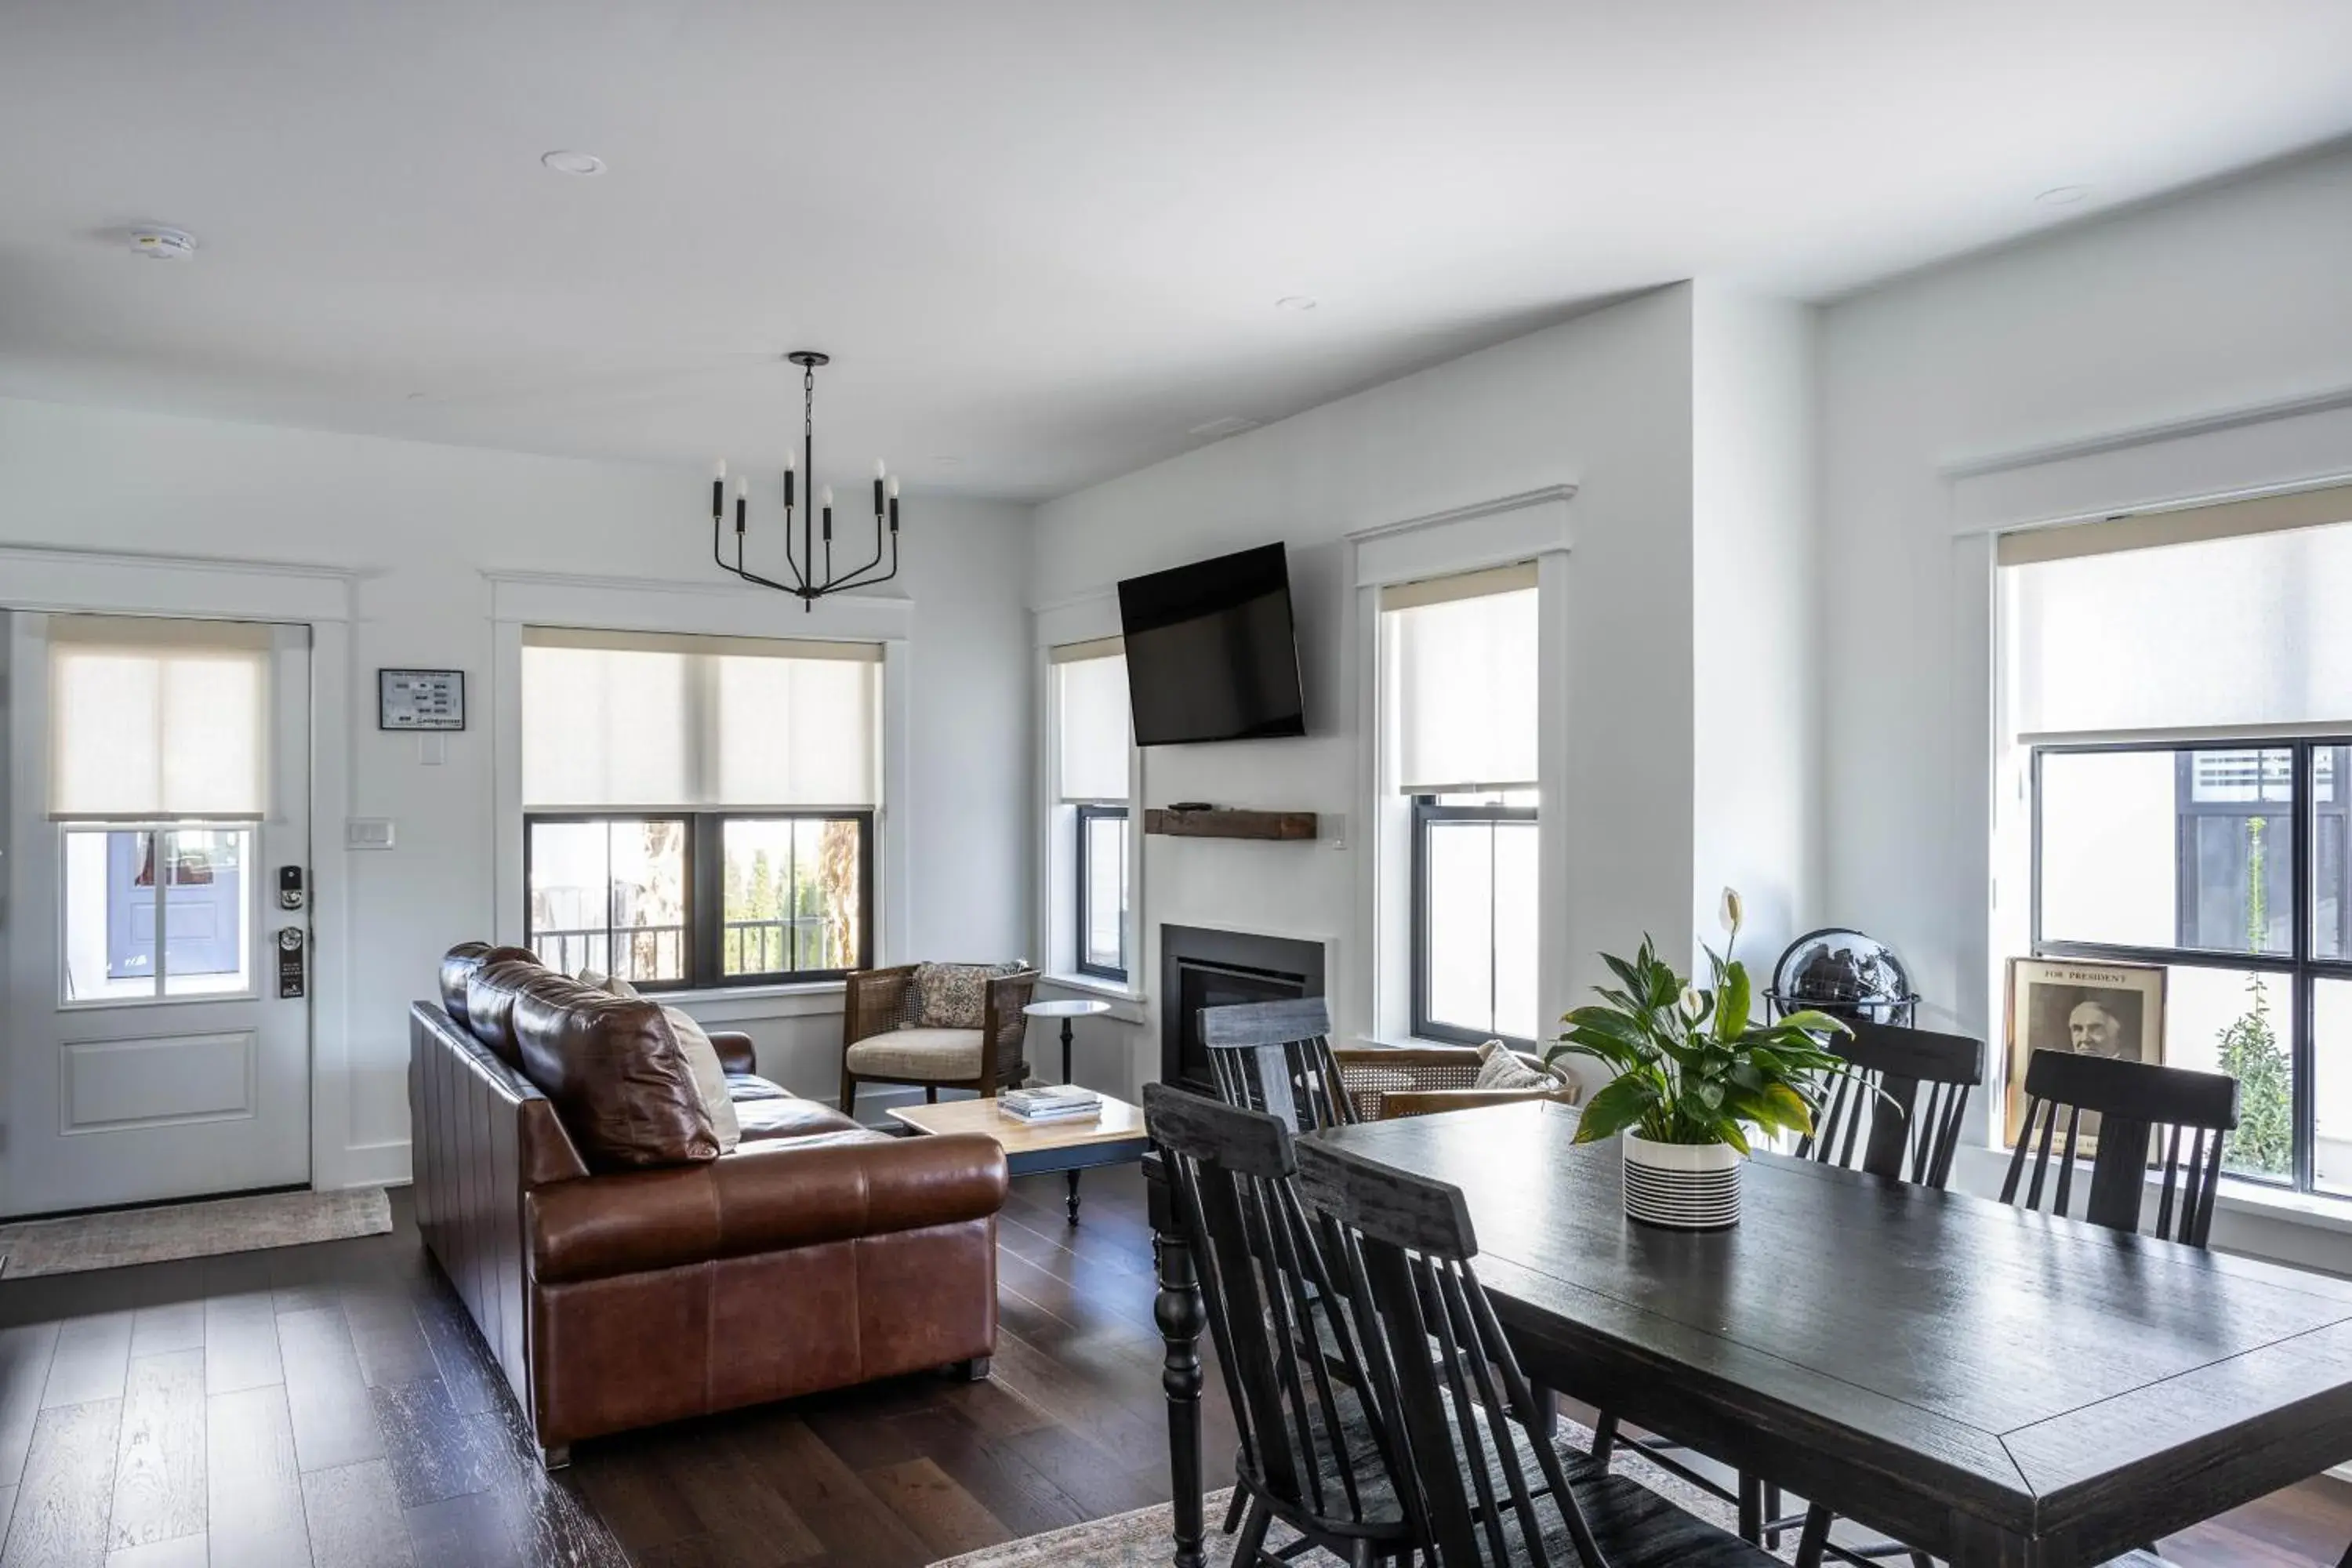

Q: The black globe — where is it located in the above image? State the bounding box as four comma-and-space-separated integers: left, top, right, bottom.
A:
1769, 928, 1917, 1025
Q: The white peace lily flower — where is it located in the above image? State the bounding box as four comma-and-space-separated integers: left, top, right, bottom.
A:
1679, 985, 1707, 1021
1719, 887, 1744, 934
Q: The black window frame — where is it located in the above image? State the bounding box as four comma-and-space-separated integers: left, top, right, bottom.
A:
1074, 802, 1130, 983
524, 808, 876, 991
2031, 738, 2352, 1196
1410, 792, 1540, 1048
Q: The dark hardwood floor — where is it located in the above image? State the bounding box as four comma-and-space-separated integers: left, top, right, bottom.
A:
0, 1166, 2344, 1566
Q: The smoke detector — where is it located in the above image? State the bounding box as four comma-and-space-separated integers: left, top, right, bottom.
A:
128, 227, 197, 260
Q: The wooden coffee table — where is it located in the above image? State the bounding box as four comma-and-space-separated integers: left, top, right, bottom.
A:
888, 1094, 1149, 1225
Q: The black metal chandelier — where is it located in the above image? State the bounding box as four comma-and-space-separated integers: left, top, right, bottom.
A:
710, 350, 899, 609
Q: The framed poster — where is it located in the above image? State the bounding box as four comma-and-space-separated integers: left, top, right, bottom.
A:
379, 669, 466, 731
2003, 956, 2167, 1153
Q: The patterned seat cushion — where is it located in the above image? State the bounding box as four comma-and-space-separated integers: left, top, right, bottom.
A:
845, 1026, 985, 1081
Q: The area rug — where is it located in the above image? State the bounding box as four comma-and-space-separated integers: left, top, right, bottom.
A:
0, 1186, 392, 1277
930, 1416, 1784, 1566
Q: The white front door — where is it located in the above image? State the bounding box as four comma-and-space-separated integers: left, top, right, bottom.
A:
2, 611, 313, 1218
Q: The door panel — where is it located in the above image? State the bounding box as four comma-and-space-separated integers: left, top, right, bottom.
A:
3, 612, 311, 1217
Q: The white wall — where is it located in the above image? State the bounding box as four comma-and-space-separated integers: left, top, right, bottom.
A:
1819, 146, 2352, 1267
1029, 285, 1713, 1091
1691, 286, 1821, 979
0, 396, 1033, 1189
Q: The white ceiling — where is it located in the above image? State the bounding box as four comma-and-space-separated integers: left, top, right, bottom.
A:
5, 1, 2351, 501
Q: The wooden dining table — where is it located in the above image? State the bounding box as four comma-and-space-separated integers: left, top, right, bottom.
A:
1145, 1100, 2352, 1568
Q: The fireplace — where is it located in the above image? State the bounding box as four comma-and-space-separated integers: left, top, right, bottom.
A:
1160, 924, 1327, 1094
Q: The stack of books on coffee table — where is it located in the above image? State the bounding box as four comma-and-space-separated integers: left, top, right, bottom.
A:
999, 1086, 1103, 1125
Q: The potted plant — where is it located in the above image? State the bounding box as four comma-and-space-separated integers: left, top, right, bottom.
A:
1544, 891, 1857, 1230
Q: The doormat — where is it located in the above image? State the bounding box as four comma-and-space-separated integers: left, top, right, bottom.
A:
0, 1187, 392, 1278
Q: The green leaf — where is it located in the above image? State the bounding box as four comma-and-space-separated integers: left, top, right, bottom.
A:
1573, 1075, 1660, 1144
1761, 1082, 1813, 1134
1715, 960, 1751, 1043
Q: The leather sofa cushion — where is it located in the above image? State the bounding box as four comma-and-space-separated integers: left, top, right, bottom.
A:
735, 1097, 873, 1144
444, 942, 542, 1040
726, 1074, 793, 1103
527, 1133, 1010, 1283
844, 1027, 983, 1081
492, 965, 721, 1171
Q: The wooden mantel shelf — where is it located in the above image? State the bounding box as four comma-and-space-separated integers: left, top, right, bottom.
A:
1143, 808, 1318, 842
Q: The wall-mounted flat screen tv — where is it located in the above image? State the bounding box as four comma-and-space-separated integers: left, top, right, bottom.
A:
1116, 542, 1307, 746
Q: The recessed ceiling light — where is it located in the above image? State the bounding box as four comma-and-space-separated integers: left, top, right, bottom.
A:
1276, 296, 1318, 312
2034, 184, 2090, 207
541, 150, 606, 176
127, 227, 197, 260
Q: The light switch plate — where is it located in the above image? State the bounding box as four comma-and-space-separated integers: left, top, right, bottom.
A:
346, 818, 396, 851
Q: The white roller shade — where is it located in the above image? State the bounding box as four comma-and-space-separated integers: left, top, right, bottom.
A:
522, 626, 880, 808
1054, 641, 1131, 803
1384, 570, 1537, 793
49, 615, 272, 821
2006, 517, 2352, 737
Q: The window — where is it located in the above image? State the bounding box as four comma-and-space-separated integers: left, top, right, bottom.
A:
49, 616, 274, 1004
1382, 564, 1539, 1044
521, 628, 880, 989
2005, 495, 2352, 1196
1054, 639, 1131, 982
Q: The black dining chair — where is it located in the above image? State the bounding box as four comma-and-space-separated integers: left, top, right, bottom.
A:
1595, 1022, 1985, 1563
2000, 1047, 2239, 1246
1294, 1134, 1783, 1568
1143, 1080, 1419, 1566
1201, 996, 1359, 1132
1784, 1050, 2238, 1568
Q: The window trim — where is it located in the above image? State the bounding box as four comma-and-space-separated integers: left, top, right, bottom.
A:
524, 808, 875, 991
1410, 793, 1539, 1048
1073, 802, 1130, 983
2029, 737, 2352, 1196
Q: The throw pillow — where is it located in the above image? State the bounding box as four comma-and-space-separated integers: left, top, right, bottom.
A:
659, 1007, 742, 1152
912, 960, 1025, 1030
1473, 1039, 1556, 1091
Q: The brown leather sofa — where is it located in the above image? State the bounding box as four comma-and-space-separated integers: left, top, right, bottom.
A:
410, 943, 1008, 1467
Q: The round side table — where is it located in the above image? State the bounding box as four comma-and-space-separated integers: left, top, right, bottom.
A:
1022, 997, 1115, 1087
1022, 997, 1116, 1223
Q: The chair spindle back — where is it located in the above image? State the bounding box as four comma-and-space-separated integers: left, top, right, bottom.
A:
1999, 1048, 2240, 1247
1797, 1020, 1984, 1189
1200, 996, 1356, 1131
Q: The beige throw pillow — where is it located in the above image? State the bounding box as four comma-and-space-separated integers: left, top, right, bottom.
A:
659, 1007, 741, 1152
1473, 1039, 1556, 1091
575, 968, 736, 1149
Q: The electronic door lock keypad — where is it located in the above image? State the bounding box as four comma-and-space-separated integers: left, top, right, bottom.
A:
278, 866, 306, 910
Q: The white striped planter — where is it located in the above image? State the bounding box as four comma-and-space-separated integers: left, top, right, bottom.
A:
1621, 1132, 1743, 1230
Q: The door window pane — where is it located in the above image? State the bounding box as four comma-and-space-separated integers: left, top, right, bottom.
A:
527, 818, 688, 984
2163, 964, 2295, 1183
2318, 747, 2352, 961
61, 826, 253, 1002
720, 816, 862, 977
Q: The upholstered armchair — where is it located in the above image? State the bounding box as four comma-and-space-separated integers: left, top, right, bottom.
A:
1328, 1042, 1578, 1121
840, 963, 1040, 1115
